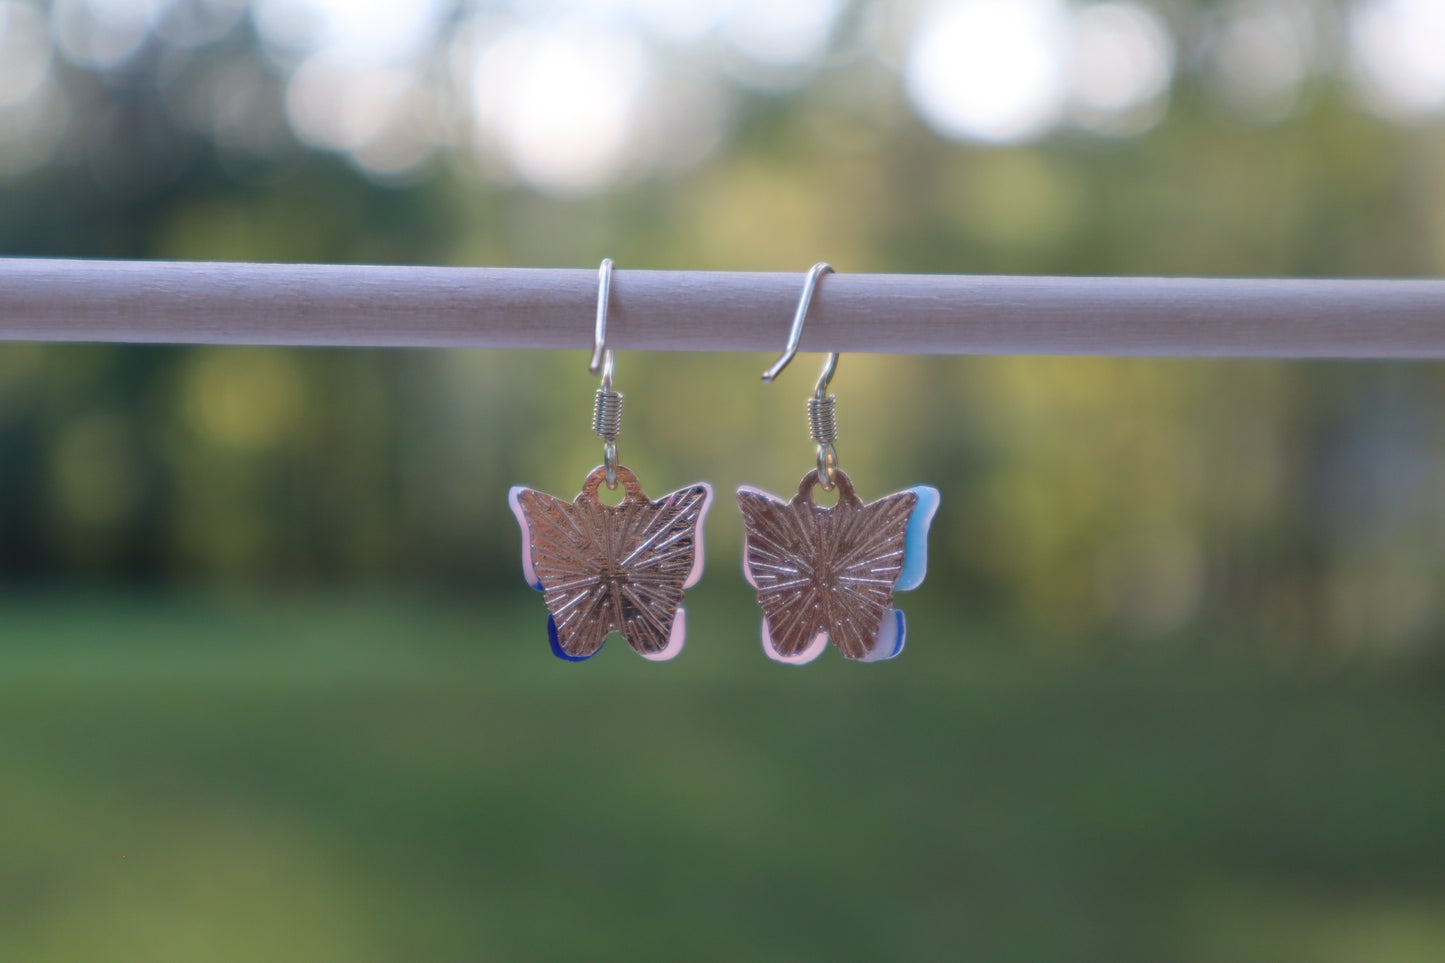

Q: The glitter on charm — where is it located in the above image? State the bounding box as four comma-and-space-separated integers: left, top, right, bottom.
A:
510, 464, 713, 662
737, 469, 937, 665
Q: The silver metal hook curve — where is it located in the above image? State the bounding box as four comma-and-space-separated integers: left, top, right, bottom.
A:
765, 262, 842, 489
589, 258, 614, 387
588, 258, 622, 487
762, 262, 835, 385
813, 351, 837, 399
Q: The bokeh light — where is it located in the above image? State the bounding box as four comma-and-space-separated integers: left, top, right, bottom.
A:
153, 0, 244, 49
51, 0, 158, 70
905, 0, 1069, 144
252, 0, 445, 63
722, 0, 842, 68
1066, 2, 1174, 135
0, 1, 49, 107
468, 24, 650, 193
1349, 0, 1445, 120
285, 52, 441, 176
1202, 0, 1316, 122
0, 0, 64, 179
0, 0, 1439, 191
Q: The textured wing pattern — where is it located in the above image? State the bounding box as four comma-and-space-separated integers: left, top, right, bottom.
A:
605, 484, 710, 656
512, 472, 711, 659
514, 487, 613, 658
739, 475, 916, 660
738, 490, 816, 658
820, 490, 915, 659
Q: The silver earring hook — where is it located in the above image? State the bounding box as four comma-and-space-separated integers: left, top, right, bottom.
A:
589, 258, 623, 488
813, 350, 838, 399
589, 258, 615, 388
762, 261, 834, 384
764, 262, 841, 490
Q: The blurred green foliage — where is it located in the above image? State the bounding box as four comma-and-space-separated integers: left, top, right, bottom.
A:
2, 592, 1444, 962
3, 3, 1445, 958
7, 95, 1445, 647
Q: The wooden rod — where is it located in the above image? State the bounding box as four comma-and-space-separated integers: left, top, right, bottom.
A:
2, 256, 1445, 357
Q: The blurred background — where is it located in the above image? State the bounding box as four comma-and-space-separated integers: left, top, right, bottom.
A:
3, 0, 1445, 959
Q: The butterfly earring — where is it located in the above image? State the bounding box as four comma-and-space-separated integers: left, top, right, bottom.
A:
736, 263, 939, 665
509, 259, 714, 662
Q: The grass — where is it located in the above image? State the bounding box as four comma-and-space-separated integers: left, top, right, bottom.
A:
1, 587, 1444, 962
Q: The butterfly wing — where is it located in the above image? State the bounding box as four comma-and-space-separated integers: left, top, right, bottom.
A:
509, 486, 613, 659
895, 485, 940, 592
612, 483, 712, 658
737, 487, 830, 660
823, 490, 917, 659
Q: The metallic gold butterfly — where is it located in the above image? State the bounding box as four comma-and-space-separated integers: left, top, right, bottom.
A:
510, 465, 713, 662
737, 469, 938, 664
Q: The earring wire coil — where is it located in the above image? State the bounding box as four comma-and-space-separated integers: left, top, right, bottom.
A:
590, 258, 622, 488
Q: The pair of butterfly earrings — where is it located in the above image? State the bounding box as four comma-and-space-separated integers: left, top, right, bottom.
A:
508, 261, 940, 665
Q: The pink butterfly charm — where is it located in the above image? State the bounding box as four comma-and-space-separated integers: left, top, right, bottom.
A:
510, 465, 713, 662
737, 469, 938, 665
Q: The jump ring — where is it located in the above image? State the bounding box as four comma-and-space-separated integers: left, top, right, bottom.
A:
816, 443, 837, 490
604, 442, 618, 489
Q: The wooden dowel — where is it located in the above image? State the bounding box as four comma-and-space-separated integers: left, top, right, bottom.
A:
2, 256, 1445, 357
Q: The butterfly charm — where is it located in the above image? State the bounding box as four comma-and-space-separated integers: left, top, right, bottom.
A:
737, 469, 939, 665
509, 465, 713, 662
